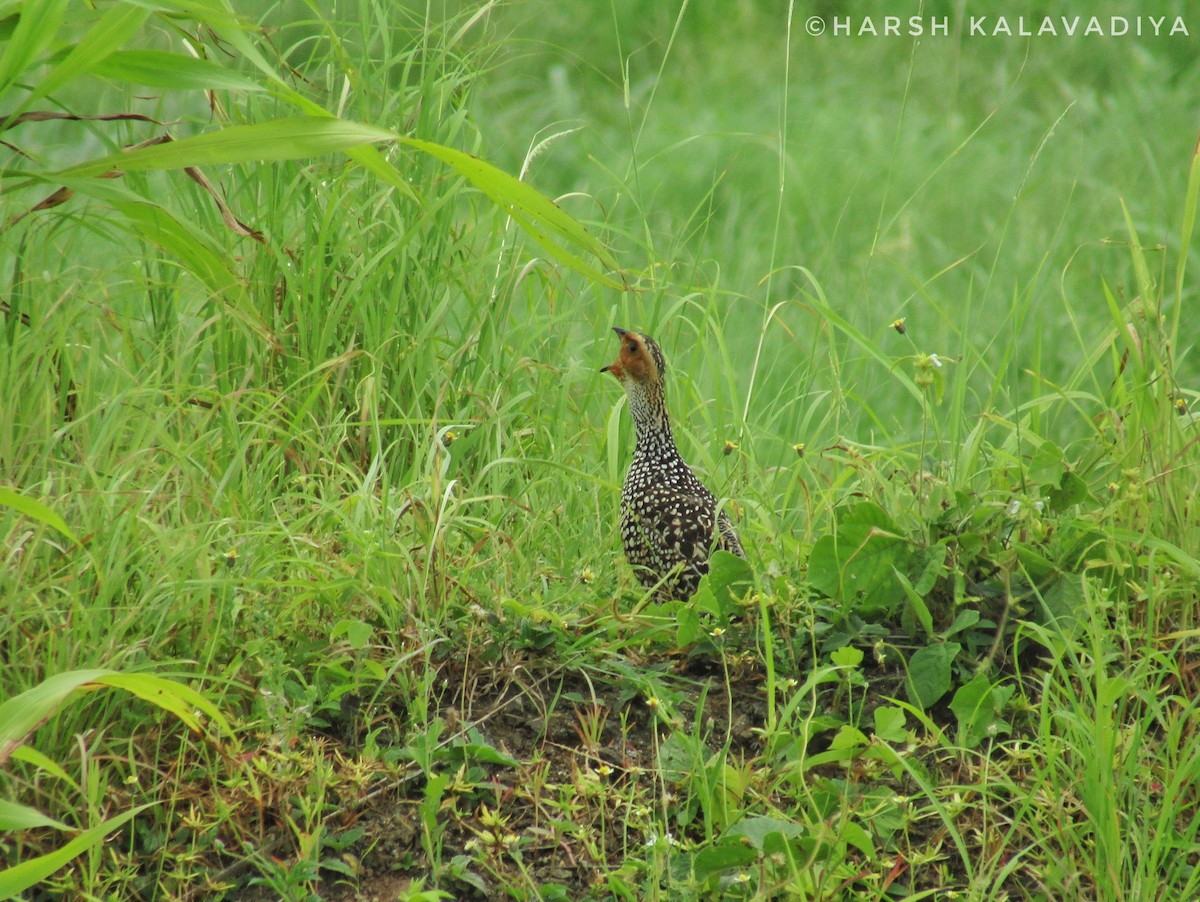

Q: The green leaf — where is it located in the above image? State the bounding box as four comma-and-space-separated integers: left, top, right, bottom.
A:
0, 800, 68, 832
455, 741, 520, 769
1175, 121, 1200, 317
1121, 197, 1158, 318
107, 200, 246, 302
0, 0, 68, 99
58, 116, 400, 178
11, 745, 74, 786
1036, 576, 1084, 640
808, 502, 910, 615
904, 642, 960, 709
1046, 469, 1092, 512
708, 550, 754, 593
950, 673, 1014, 748
940, 609, 980, 639
0, 803, 155, 896
330, 140, 421, 203
50, 116, 619, 287
690, 583, 719, 619
332, 619, 373, 650
836, 500, 900, 532
657, 730, 706, 781
830, 645, 863, 668
26, 176, 273, 352
913, 541, 948, 594
807, 295, 924, 402
22, 2, 150, 108
675, 604, 702, 647
0, 487, 79, 545
841, 820, 874, 857
98, 672, 230, 735
829, 725, 869, 751
318, 857, 357, 878
1027, 441, 1066, 484
0, 669, 109, 764
1015, 544, 1058, 581
873, 706, 908, 743
726, 815, 805, 851
895, 568, 933, 638
0, 669, 230, 768
419, 772, 451, 827
694, 550, 754, 620
691, 839, 759, 878
399, 135, 622, 285
91, 50, 266, 91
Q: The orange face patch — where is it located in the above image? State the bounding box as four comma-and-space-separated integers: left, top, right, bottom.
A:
603, 330, 655, 383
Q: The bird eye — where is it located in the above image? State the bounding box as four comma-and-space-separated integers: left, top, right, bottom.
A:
627, 341, 638, 353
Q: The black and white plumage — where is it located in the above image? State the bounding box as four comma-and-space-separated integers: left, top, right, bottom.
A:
601, 327, 744, 600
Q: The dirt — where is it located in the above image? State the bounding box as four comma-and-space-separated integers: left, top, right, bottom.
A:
299, 633, 956, 901
307, 644, 777, 900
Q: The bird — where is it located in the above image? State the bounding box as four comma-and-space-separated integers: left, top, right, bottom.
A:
600, 327, 744, 600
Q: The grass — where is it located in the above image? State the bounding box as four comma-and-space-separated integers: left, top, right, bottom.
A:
3, 0, 1200, 899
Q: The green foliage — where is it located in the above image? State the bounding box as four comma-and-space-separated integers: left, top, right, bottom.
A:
0, 669, 230, 896
808, 501, 915, 617
950, 672, 1015, 748
3, 0, 1200, 898
0, 486, 80, 546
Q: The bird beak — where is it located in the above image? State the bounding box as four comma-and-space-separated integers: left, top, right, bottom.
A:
601, 327, 628, 375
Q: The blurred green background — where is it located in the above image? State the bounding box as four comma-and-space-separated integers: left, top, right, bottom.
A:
473, 0, 1199, 446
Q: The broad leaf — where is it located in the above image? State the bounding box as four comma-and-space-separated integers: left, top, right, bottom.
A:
904, 642, 960, 709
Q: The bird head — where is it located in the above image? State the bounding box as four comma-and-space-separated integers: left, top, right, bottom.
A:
601, 327, 669, 431
600, 327, 666, 386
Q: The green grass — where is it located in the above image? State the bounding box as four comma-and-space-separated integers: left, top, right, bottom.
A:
3, 0, 1200, 899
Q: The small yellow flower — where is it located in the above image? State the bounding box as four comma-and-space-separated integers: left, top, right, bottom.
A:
723, 440, 738, 456
579, 567, 595, 584
891, 318, 907, 334
646, 696, 660, 711
442, 430, 457, 446
478, 804, 508, 829
223, 549, 238, 568
793, 442, 806, 458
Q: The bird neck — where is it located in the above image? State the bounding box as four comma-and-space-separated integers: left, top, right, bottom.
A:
628, 383, 678, 456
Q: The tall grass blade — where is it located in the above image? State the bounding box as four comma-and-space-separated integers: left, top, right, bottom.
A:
0, 487, 79, 545
20, 2, 150, 106
0, 0, 69, 100
0, 803, 155, 896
